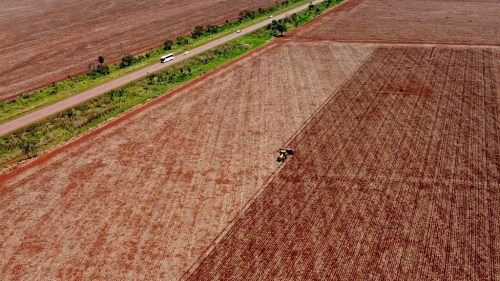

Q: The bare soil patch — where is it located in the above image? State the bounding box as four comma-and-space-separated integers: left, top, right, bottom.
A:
291, 0, 500, 45
0, 0, 283, 100
0, 41, 375, 280
187, 45, 500, 280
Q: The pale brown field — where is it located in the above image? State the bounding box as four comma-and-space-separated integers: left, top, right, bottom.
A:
3, 0, 500, 279
0, 0, 284, 100
0, 41, 376, 280
187, 45, 500, 280
291, 0, 500, 45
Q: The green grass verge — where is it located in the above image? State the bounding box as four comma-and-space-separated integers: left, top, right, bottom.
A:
0, 0, 342, 170
0, 0, 317, 125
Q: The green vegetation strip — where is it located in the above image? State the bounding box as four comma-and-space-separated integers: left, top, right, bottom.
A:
0, 0, 342, 170
0, 0, 316, 124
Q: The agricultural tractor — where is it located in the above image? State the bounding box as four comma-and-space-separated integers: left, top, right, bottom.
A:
277, 148, 294, 163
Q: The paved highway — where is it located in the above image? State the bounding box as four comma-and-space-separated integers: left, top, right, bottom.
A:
0, 0, 324, 136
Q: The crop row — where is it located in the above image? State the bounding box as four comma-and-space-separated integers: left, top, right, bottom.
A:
186, 46, 500, 280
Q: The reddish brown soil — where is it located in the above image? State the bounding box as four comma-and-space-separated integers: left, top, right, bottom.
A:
291, 0, 500, 45
0, 0, 284, 100
186, 46, 500, 280
0, 41, 376, 280
2, 0, 499, 279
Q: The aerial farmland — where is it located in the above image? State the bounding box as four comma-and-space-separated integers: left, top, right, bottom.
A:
292, 0, 500, 44
0, 0, 281, 100
1, 0, 499, 280
187, 45, 500, 280
186, 0, 500, 279
0, 41, 376, 279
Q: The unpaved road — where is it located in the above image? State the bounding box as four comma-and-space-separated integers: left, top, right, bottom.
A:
0, 0, 324, 137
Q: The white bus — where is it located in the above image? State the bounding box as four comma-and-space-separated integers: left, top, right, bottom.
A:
160, 53, 174, 63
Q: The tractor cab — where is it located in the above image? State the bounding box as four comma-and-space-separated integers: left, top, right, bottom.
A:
277, 148, 294, 163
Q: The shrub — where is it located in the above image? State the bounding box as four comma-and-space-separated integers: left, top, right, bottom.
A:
119, 55, 135, 68
97, 65, 110, 75
191, 26, 205, 39
239, 10, 256, 20
176, 36, 189, 46
206, 25, 218, 34
21, 141, 37, 158
163, 40, 173, 50
87, 64, 110, 77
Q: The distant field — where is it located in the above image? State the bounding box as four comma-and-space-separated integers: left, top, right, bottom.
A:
187, 45, 500, 280
291, 0, 500, 44
0, 41, 375, 280
0, 0, 285, 100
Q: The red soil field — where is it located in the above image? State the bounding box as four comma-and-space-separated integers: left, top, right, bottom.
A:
0, 0, 285, 100
0, 41, 376, 280
291, 0, 500, 45
186, 46, 500, 280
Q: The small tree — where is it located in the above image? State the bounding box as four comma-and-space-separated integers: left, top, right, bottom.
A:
308, 3, 314, 10
163, 40, 173, 50
98, 55, 105, 66
276, 22, 288, 36
269, 20, 287, 37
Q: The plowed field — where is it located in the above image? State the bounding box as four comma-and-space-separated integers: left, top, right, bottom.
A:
3, 0, 499, 279
291, 0, 500, 45
0, 42, 376, 280
187, 46, 500, 280
1, 0, 283, 100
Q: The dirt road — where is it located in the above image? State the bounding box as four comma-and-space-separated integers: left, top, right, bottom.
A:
0, 0, 324, 137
